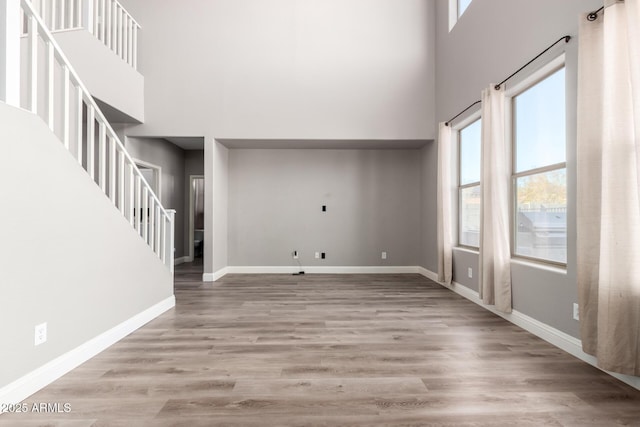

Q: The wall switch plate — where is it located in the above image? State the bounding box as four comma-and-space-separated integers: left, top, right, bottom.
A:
468, 268, 473, 278
321, 252, 326, 259
315, 252, 320, 259
381, 251, 387, 260
34, 323, 47, 346
293, 250, 298, 259
573, 303, 580, 321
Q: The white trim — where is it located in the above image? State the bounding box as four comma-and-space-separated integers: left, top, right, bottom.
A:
174, 256, 189, 266
204, 266, 424, 282
448, 0, 458, 32
228, 266, 422, 275
453, 246, 479, 255
452, 108, 481, 131
510, 257, 567, 275
418, 269, 640, 391
504, 54, 566, 98
0, 296, 175, 408
203, 267, 229, 282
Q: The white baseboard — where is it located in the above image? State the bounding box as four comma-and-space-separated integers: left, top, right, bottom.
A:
203, 267, 229, 282
0, 296, 176, 408
174, 256, 190, 266
203, 266, 423, 282
228, 266, 421, 275
418, 268, 640, 391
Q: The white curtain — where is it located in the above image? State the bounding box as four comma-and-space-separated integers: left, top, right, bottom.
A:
437, 123, 453, 285
479, 85, 512, 313
577, 0, 640, 376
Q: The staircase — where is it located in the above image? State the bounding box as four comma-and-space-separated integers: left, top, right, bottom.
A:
4, 0, 175, 272
0, 0, 176, 408
23, 0, 140, 69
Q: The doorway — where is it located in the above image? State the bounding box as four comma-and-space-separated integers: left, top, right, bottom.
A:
134, 159, 162, 198
188, 175, 205, 263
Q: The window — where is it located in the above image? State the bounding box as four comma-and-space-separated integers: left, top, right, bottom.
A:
458, 118, 481, 248
458, 0, 472, 18
511, 66, 566, 265
449, 0, 473, 30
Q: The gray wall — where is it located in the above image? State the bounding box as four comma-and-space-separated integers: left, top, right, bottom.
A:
203, 140, 229, 275
0, 103, 173, 387
228, 149, 422, 266
126, 137, 186, 258
117, 0, 436, 277
54, 30, 144, 122
120, 0, 436, 140
420, 143, 438, 273
431, 0, 602, 338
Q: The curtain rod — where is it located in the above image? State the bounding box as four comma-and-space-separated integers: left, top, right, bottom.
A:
495, 35, 571, 90
587, 6, 605, 21
445, 35, 571, 127
444, 100, 480, 127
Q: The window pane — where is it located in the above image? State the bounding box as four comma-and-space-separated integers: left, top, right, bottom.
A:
514, 68, 566, 172
460, 185, 480, 247
515, 169, 567, 263
458, 0, 472, 17
459, 119, 481, 185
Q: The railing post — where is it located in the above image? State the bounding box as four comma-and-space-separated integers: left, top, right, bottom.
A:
0, 0, 20, 107
81, 0, 93, 31
167, 209, 176, 274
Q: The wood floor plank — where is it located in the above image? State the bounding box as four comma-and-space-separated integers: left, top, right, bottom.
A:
2, 264, 640, 426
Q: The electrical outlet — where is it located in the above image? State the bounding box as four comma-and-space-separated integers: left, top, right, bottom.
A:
315, 252, 320, 259
381, 251, 387, 260
468, 267, 473, 278
322, 205, 327, 212
573, 303, 580, 321
321, 252, 326, 259
34, 322, 47, 346
293, 250, 299, 259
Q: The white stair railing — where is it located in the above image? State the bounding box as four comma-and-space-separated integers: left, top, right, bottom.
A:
19, 0, 174, 272
22, 0, 140, 69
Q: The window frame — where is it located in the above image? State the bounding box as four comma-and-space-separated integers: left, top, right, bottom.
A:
505, 54, 567, 267
455, 111, 482, 251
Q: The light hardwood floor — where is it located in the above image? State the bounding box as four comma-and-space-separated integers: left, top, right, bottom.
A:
2, 263, 640, 426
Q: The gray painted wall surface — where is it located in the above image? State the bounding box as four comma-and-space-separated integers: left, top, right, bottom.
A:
431, 0, 602, 338
126, 137, 186, 258
0, 103, 173, 387
213, 142, 229, 272
119, 0, 435, 140
420, 144, 438, 273
117, 0, 436, 277
228, 149, 422, 267
54, 30, 144, 122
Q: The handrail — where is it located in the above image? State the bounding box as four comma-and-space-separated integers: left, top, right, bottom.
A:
20, 0, 174, 271
24, 0, 141, 69
24, 0, 163, 214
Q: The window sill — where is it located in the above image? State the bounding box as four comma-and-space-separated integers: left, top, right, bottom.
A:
453, 246, 479, 255
510, 257, 567, 275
